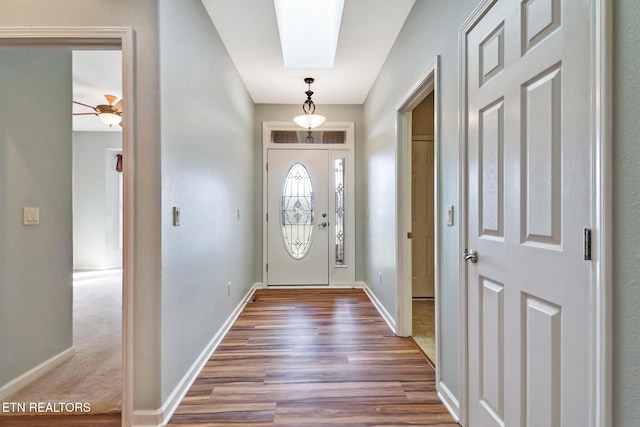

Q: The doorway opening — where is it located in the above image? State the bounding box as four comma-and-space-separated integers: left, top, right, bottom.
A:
0, 28, 134, 426
396, 57, 451, 408
410, 93, 436, 367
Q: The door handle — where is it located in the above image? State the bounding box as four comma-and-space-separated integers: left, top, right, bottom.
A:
464, 249, 478, 263
318, 221, 328, 228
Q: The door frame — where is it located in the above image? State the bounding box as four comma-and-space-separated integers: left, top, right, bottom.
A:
457, 1, 612, 426
396, 57, 453, 410
0, 27, 136, 427
262, 121, 356, 287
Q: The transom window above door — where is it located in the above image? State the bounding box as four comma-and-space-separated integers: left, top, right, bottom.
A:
271, 130, 346, 144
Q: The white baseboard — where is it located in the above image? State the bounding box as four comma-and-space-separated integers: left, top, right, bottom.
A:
132, 283, 260, 427
0, 346, 75, 401
73, 268, 123, 281
357, 281, 397, 334
130, 409, 163, 427
438, 380, 460, 423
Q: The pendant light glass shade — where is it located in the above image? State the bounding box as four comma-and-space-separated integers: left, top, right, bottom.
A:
293, 113, 326, 129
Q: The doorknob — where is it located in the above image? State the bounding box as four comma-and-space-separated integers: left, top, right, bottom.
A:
318, 221, 328, 228
464, 249, 478, 263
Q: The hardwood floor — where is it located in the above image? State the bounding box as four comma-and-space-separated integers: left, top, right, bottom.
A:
168, 288, 458, 426
412, 298, 436, 367
0, 414, 121, 426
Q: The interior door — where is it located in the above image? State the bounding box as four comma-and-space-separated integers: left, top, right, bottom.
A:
465, 0, 593, 425
412, 137, 435, 298
267, 149, 329, 285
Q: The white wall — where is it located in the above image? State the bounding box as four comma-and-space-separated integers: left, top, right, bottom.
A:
254, 104, 366, 282
0, 0, 163, 411
0, 50, 73, 388
73, 131, 123, 270
158, 0, 256, 405
363, 0, 481, 400
613, 0, 640, 423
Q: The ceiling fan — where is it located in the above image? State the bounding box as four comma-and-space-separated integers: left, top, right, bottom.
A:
73, 94, 123, 127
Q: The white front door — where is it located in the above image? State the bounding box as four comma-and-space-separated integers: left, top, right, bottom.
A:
465, 0, 593, 425
267, 149, 329, 285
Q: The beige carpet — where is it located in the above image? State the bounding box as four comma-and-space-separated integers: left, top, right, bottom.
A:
412, 298, 436, 365
3, 272, 122, 415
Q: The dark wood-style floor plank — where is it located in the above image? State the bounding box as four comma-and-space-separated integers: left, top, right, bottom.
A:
168, 288, 459, 426
0, 414, 121, 426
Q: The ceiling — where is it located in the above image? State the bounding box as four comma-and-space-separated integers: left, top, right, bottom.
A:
202, 0, 416, 104
71, 0, 415, 131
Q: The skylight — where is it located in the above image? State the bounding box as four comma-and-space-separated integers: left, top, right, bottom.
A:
274, 0, 345, 68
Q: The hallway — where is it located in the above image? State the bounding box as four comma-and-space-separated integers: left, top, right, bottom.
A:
168, 289, 458, 426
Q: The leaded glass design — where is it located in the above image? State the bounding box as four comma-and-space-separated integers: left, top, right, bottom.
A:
335, 158, 346, 266
281, 163, 315, 259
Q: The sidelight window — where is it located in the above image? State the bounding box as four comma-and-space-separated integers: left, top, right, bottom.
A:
335, 158, 346, 266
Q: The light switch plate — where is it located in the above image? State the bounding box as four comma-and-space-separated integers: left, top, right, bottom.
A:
447, 205, 454, 226
23, 207, 40, 225
173, 207, 181, 226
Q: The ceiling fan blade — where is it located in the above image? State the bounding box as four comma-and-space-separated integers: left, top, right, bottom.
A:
72, 112, 98, 116
113, 99, 123, 113
73, 100, 99, 112
104, 94, 118, 106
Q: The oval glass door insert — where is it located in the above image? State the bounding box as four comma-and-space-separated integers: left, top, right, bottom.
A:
281, 163, 315, 259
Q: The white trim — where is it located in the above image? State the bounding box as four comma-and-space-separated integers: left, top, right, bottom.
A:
437, 380, 461, 423
0, 26, 136, 427
130, 409, 163, 427
73, 268, 123, 281
457, 0, 610, 425
593, 0, 612, 425
131, 283, 260, 427
358, 282, 397, 334
0, 346, 75, 401
266, 284, 356, 290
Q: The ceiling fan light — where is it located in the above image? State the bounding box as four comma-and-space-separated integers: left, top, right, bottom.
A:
99, 112, 122, 127
293, 113, 326, 129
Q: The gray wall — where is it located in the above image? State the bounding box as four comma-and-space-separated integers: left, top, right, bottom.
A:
362, 0, 482, 400
613, 0, 640, 424
254, 104, 365, 282
73, 131, 123, 270
158, 0, 256, 403
0, 51, 73, 387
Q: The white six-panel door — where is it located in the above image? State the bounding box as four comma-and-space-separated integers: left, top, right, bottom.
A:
465, 0, 593, 425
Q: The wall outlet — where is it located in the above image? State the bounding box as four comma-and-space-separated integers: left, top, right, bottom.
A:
378, 272, 382, 286
227, 282, 231, 296
447, 205, 454, 226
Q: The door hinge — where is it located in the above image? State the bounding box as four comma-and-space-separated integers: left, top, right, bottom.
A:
407, 232, 413, 239
584, 228, 592, 261
266, 213, 268, 222
266, 263, 268, 272
266, 162, 268, 172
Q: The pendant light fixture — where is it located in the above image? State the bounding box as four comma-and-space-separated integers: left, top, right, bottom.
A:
293, 77, 326, 130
